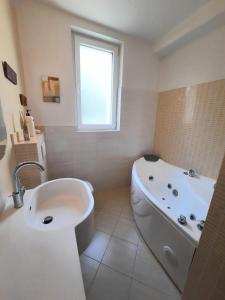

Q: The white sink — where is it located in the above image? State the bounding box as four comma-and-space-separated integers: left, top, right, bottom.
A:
24, 178, 94, 231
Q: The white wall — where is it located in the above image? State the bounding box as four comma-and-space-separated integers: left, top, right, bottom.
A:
158, 24, 225, 91
3, 0, 225, 192
15, 0, 159, 190
15, 0, 158, 126
0, 0, 24, 210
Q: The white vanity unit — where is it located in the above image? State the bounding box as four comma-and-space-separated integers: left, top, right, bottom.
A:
0, 178, 94, 300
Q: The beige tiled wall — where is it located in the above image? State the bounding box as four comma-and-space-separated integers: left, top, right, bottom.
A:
44, 88, 157, 191
183, 153, 225, 300
153, 79, 225, 179
12, 133, 48, 189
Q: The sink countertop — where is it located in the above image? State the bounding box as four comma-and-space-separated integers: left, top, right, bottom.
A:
0, 190, 86, 300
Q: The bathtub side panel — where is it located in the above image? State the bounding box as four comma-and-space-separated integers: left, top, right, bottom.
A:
131, 176, 196, 291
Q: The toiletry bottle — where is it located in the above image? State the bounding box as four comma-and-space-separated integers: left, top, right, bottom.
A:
25, 109, 36, 138
23, 121, 30, 141
20, 110, 30, 141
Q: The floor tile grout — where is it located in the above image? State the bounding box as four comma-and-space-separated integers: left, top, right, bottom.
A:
82, 253, 178, 299
85, 257, 101, 298
127, 232, 139, 300
96, 228, 139, 247
82, 254, 136, 283
84, 226, 113, 297
84, 189, 181, 299
83, 227, 180, 298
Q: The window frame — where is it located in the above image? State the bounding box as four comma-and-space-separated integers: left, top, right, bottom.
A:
74, 34, 120, 131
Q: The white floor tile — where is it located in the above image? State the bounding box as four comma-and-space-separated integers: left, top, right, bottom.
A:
95, 210, 119, 235
95, 187, 130, 216
102, 236, 137, 276
113, 218, 139, 245
129, 280, 175, 300
88, 264, 131, 300
79, 254, 100, 294
121, 205, 134, 221
101, 200, 123, 215
91, 187, 181, 300
84, 231, 110, 262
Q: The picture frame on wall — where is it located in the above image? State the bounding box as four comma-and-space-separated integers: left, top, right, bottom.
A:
41, 76, 60, 103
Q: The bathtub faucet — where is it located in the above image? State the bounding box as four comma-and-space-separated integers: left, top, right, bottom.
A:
188, 169, 196, 178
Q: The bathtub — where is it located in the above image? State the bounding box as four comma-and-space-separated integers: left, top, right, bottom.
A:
131, 157, 215, 291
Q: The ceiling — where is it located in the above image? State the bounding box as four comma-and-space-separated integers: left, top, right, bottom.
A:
41, 0, 209, 41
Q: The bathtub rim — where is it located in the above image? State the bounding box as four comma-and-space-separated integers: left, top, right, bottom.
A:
132, 164, 201, 247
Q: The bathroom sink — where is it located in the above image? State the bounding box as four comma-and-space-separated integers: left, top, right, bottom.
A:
24, 178, 94, 231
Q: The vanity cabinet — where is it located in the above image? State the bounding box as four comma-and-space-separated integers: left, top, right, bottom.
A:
12, 132, 48, 189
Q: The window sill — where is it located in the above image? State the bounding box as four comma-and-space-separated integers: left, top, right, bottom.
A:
76, 128, 120, 133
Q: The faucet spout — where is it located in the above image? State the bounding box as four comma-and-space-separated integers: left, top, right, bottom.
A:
188, 169, 196, 178
12, 161, 45, 208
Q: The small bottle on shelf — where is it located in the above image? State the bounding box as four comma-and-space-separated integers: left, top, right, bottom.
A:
25, 109, 36, 138
23, 122, 30, 141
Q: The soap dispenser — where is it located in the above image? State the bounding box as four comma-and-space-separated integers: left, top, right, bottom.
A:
25, 109, 36, 137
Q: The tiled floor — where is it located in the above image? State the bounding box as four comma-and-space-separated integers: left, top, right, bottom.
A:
80, 187, 182, 300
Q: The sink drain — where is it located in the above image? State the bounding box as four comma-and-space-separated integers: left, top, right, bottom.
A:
42, 216, 53, 224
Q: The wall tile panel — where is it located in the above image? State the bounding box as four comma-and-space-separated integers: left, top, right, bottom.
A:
154, 79, 225, 178
44, 88, 157, 190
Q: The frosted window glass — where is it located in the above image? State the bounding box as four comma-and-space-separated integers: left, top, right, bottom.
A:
80, 45, 113, 125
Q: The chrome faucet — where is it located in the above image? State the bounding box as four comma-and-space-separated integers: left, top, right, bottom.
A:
12, 161, 45, 208
188, 169, 196, 178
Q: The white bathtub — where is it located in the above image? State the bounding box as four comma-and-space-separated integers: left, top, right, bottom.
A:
131, 157, 215, 291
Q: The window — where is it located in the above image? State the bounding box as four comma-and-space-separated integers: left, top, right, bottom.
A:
74, 34, 121, 131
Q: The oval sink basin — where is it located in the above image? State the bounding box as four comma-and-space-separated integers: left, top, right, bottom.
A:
24, 178, 94, 231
